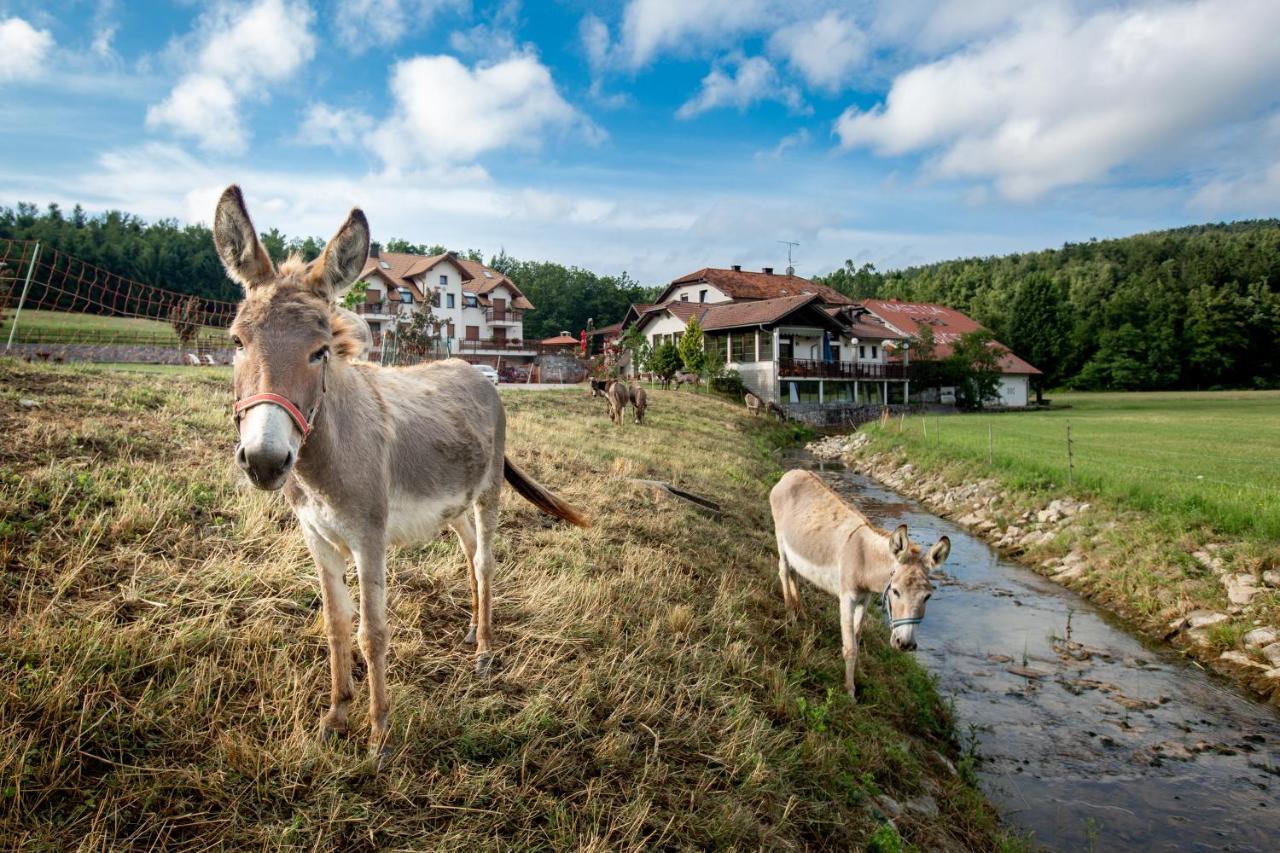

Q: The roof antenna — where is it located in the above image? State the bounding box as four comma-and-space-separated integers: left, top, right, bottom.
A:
778, 240, 799, 275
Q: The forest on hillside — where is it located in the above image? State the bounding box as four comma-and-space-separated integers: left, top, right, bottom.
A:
817, 221, 1280, 390
0, 203, 656, 342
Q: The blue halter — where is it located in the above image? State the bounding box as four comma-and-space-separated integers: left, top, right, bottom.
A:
882, 582, 924, 630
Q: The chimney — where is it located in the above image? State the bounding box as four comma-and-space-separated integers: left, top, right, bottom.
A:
731, 264, 742, 272
762, 266, 774, 275
370, 241, 381, 258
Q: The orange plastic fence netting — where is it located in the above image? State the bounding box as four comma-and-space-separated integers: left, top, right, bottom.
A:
0, 239, 238, 330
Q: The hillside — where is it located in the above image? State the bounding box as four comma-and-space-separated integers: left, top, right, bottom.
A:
0, 360, 1014, 850
817, 220, 1280, 391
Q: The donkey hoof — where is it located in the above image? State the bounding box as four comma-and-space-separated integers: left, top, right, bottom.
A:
475, 654, 496, 676
320, 724, 345, 745
369, 744, 393, 772
463, 624, 477, 645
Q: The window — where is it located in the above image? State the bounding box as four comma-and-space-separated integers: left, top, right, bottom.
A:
859, 345, 867, 360
783, 381, 820, 403
464, 294, 478, 308
465, 325, 480, 340
483, 270, 493, 279
699, 289, 707, 303
398, 288, 413, 304
871, 345, 879, 360
779, 336, 793, 361
707, 334, 728, 362
439, 274, 447, 287
731, 331, 753, 363
446, 293, 456, 309
829, 344, 839, 362
680, 294, 689, 302
446, 322, 455, 338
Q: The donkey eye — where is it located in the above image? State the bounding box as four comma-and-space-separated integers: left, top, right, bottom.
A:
311, 346, 330, 363
231, 335, 243, 348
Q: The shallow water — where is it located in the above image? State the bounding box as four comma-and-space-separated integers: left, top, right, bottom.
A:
788, 455, 1280, 851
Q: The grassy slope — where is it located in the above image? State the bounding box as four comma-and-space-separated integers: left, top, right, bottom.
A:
885, 390, 1280, 539
858, 392, 1279, 683
0, 360, 1015, 851
0, 309, 226, 346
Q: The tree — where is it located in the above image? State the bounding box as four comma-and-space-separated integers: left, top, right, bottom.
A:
1005, 271, 1067, 400
618, 324, 650, 377
169, 295, 204, 347
341, 280, 369, 310
947, 330, 1005, 410
647, 341, 682, 383
677, 316, 706, 375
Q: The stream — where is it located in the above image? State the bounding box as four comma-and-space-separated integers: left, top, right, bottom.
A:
787, 454, 1280, 851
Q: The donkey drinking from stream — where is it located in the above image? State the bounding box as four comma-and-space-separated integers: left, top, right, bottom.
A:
770, 469, 950, 700
215, 186, 590, 766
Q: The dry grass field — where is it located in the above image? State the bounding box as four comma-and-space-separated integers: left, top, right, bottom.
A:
0, 359, 1016, 851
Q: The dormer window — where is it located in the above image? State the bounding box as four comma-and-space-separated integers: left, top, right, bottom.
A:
464, 294, 478, 308
483, 270, 494, 279
439, 274, 447, 287
699, 289, 707, 302
398, 288, 413, 304
379, 260, 390, 270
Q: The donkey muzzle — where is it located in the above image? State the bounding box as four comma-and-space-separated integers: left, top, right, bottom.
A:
235, 404, 300, 490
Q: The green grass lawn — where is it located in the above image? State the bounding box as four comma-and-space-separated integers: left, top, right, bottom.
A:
1, 309, 228, 346
866, 390, 1280, 538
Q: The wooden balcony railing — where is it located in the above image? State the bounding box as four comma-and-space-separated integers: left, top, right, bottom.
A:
778, 357, 912, 380
457, 338, 537, 353
483, 307, 524, 323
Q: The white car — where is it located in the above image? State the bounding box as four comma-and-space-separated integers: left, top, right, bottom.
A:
472, 363, 500, 385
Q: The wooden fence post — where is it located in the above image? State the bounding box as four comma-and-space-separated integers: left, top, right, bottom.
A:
1067, 421, 1074, 488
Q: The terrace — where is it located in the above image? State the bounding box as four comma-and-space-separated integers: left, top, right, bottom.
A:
778, 357, 912, 381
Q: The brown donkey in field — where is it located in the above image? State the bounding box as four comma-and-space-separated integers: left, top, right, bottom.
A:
215, 186, 589, 765
770, 469, 949, 700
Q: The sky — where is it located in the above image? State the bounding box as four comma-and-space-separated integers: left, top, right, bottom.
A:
2, 0, 1280, 285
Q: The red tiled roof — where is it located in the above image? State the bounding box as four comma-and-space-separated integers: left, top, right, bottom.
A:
358, 251, 535, 311
701, 294, 832, 331
862, 299, 1041, 375
588, 322, 623, 337
454, 258, 534, 310
660, 267, 854, 305
541, 334, 579, 346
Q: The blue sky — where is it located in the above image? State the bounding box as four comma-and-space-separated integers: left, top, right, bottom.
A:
2, 0, 1280, 284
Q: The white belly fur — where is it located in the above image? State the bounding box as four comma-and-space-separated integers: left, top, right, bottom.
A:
296, 488, 474, 553
781, 539, 842, 598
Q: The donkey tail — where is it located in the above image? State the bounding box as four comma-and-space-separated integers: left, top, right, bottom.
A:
503, 456, 591, 528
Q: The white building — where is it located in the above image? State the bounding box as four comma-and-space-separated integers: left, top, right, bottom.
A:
348, 245, 536, 366
622, 266, 1041, 409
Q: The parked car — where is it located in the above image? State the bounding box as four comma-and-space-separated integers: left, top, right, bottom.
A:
472, 363, 500, 385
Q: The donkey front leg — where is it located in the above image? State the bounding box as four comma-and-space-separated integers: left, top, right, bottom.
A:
472, 491, 500, 675
353, 543, 391, 764
840, 592, 868, 701
302, 525, 355, 740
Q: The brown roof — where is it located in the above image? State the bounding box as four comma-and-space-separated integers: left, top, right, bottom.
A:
454, 258, 534, 310
861, 299, 1041, 375
358, 251, 535, 311
634, 294, 845, 335
658, 267, 854, 306
541, 334, 579, 346
588, 321, 623, 337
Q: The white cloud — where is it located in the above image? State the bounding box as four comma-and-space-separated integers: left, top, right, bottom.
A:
677, 55, 804, 119
298, 103, 374, 148
755, 128, 811, 161
836, 0, 1280, 200
768, 11, 866, 91
619, 0, 768, 68
334, 0, 466, 52
0, 17, 55, 83
580, 14, 610, 72
370, 52, 602, 170
448, 0, 519, 61
147, 0, 316, 153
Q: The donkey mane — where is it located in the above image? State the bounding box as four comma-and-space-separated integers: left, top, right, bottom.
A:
800, 470, 916, 548
234, 260, 365, 360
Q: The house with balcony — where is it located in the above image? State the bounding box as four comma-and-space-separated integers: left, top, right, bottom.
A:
621, 265, 1040, 410
349, 244, 536, 366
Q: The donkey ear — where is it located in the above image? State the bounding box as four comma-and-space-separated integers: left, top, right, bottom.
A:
213, 185, 274, 291
889, 524, 911, 558
308, 208, 370, 298
927, 536, 951, 567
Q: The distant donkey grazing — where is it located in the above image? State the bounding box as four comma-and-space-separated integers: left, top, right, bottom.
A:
629, 383, 647, 424
673, 371, 701, 390
215, 185, 589, 767
770, 470, 949, 700
606, 379, 630, 424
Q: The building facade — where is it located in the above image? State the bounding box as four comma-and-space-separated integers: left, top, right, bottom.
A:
347, 245, 536, 366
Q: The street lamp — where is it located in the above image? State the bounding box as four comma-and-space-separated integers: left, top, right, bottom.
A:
900, 340, 911, 405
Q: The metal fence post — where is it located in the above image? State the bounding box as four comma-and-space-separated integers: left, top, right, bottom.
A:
1067, 421, 1074, 487
4, 241, 41, 352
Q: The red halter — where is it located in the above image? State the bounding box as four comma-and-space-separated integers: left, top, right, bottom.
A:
233, 393, 313, 440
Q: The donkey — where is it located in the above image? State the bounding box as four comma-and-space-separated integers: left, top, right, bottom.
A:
605, 379, 629, 424
673, 371, 700, 390
629, 383, 647, 424
214, 186, 589, 764
744, 391, 763, 416
769, 469, 949, 700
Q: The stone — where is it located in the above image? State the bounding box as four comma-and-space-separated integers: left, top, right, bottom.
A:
1263, 570, 1280, 588
18, 398, 39, 409
1243, 628, 1278, 648
1219, 650, 1269, 671
873, 795, 903, 819
1169, 610, 1229, 632
1260, 643, 1280, 668
904, 795, 939, 819
1223, 574, 1259, 607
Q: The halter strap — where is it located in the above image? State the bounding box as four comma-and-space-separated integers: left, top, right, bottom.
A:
882, 582, 924, 630
233, 393, 313, 439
